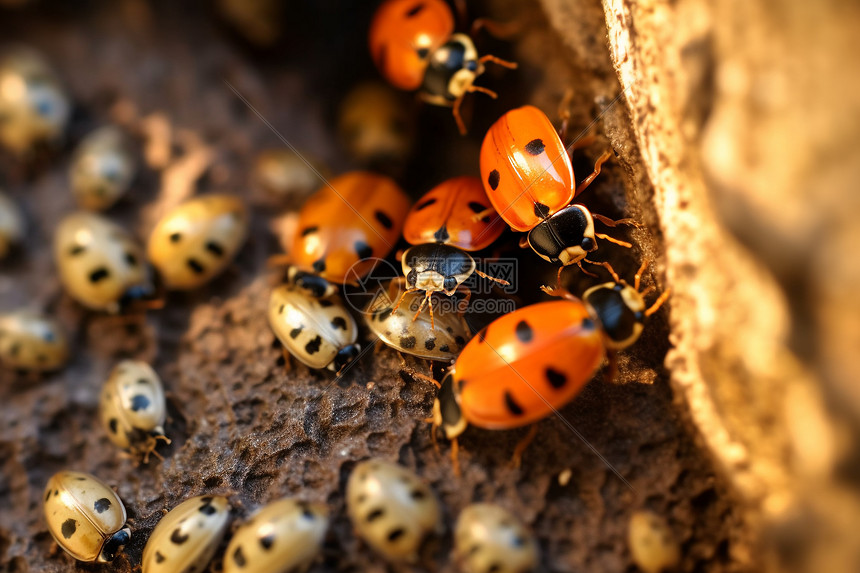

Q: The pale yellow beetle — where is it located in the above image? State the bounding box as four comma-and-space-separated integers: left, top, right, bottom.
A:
0, 310, 68, 371
454, 503, 540, 573
147, 195, 249, 290
268, 281, 360, 372
223, 498, 329, 573
345, 459, 443, 563
53, 212, 153, 313
0, 191, 25, 259
142, 495, 231, 573
628, 510, 680, 573
0, 47, 70, 154
99, 360, 169, 461
70, 126, 137, 211
43, 471, 131, 562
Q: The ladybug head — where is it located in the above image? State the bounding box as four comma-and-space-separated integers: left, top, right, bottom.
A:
332, 343, 362, 373
98, 527, 130, 563
527, 205, 596, 266
582, 282, 645, 350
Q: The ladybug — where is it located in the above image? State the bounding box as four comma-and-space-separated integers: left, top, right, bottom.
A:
268, 272, 361, 372
396, 176, 507, 326
223, 498, 329, 573
338, 81, 416, 174
253, 148, 326, 206
281, 171, 411, 285
432, 261, 669, 462
99, 360, 169, 461
480, 105, 631, 278
54, 212, 154, 313
369, 0, 516, 134
70, 126, 136, 212
147, 194, 249, 290
0, 191, 25, 259
0, 48, 70, 154
454, 503, 540, 573
365, 279, 471, 361
0, 310, 68, 372
345, 459, 443, 563
142, 496, 231, 573
43, 471, 131, 562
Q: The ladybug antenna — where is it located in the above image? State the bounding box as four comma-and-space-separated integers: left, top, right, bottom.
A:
645, 288, 671, 317
634, 259, 650, 291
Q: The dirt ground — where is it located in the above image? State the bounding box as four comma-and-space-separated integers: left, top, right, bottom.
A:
0, 1, 750, 571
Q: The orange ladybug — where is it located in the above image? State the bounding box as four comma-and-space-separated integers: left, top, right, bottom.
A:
394, 176, 508, 327
286, 171, 411, 285
369, 0, 516, 134
432, 261, 669, 471
480, 106, 629, 278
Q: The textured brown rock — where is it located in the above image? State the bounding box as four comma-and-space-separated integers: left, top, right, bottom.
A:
0, 1, 754, 572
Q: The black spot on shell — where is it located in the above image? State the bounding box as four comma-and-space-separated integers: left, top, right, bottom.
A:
439, 344, 450, 353
546, 367, 567, 389
205, 241, 224, 257
125, 252, 138, 266
89, 267, 110, 283
534, 202, 550, 218
305, 336, 322, 355
488, 563, 502, 573
45, 490, 51, 502
61, 519, 76, 539
278, 304, 285, 314
199, 503, 217, 516
416, 47, 430, 59
504, 391, 524, 416
331, 317, 348, 330
318, 299, 334, 308
512, 535, 526, 547
169, 232, 181, 243
399, 336, 416, 349
387, 528, 406, 542
515, 321, 533, 343
68, 245, 86, 256
467, 543, 482, 555
109, 418, 118, 434
406, 2, 424, 16
415, 198, 437, 211
312, 258, 326, 273
94, 498, 111, 513
354, 241, 373, 259
477, 328, 488, 343
289, 326, 303, 339
411, 489, 426, 500
187, 258, 205, 274
155, 551, 166, 563
455, 335, 466, 346
260, 533, 275, 550
375, 211, 393, 229
300, 226, 318, 236
366, 508, 385, 522
424, 338, 436, 350
170, 529, 189, 544
129, 395, 150, 412
467, 201, 487, 213
232, 546, 246, 567
433, 225, 449, 242
524, 138, 546, 155
487, 169, 500, 190
137, 377, 149, 385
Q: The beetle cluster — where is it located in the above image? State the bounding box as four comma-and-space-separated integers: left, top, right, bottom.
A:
0, 0, 677, 570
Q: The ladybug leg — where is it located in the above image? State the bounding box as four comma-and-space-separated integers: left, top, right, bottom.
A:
594, 233, 633, 249
452, 96, 468, 135
477, 53, 518, 69
451, 437, 461, 477
587, 260, 622, 283
511, 425, 538, 469
281, 347, 293, 373
645, 288, 672, 317
593, 212, 642, 229
390, 288, 418, 314
633, 258, 650, 291
576, 259, 600, 278
474, 269, 510, 286
518, 235, 530, 249
604, 351, 619, 383
556, 266, 565, 290
408, 369, 441, 389
574, 149, 613, 195
427, 294, 435, 330
472, 19, 521, 40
